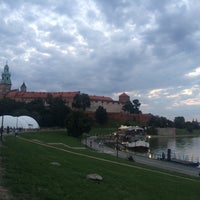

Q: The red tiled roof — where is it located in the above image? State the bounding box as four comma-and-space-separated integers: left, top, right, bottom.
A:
49, 92, 80, 98
89, 95, 113, 102
119, 92, 129, 97
6, 91, 80, 99
6, 91, 116, 103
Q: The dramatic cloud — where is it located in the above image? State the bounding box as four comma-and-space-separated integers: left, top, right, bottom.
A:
1, 0, 200, 121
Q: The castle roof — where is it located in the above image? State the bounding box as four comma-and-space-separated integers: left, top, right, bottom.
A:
21, 82, 26, 87
89, 95, 113, 102
119, 92, 129, 97
5, 91, 115, 103
6, 91, 80, 99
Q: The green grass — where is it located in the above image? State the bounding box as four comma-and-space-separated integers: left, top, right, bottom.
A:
1, 131, 200, 200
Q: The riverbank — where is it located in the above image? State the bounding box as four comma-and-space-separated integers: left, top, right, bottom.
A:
85, 136, 200, 177
148, 134, 200, 138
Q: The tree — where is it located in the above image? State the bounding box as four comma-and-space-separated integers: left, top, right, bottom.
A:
95, 106, 108, 125
148, 115, 174, 128
26, 98, 46, 126
122, 99, 141, 114
72, 93, 91, 111
26, 98, 45, 114
49, 97, 71, 127
0, 98, 25, 115
132, 99, 141, 114
122, 101, 134, 113
66, 111, 91, 137
185, 121, 193, 133
191, 119, 200, 130
174, 116, 185, 129
25, 96, 71, 127
46, 93, 53, 105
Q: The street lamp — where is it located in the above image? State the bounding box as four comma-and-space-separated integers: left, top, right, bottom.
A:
15, 115, 19, 136
115, 132, 119, 158
0, 115, 4, 142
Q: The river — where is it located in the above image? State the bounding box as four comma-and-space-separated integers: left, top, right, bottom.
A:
149, 136, 200, 163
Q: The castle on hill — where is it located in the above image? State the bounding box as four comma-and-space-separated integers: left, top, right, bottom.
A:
0, 64, 130, 113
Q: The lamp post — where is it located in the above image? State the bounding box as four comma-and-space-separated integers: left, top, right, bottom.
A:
116, 132, 119, 158
15, 115, 19, 137
0, 115, 4, 142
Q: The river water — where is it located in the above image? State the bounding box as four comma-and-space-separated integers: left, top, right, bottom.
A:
148, 136, 200, 162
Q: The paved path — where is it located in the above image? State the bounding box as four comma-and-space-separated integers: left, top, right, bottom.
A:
85, 136, 200, 178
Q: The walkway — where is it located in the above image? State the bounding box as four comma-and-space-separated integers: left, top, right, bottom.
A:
85, 136, 200, 178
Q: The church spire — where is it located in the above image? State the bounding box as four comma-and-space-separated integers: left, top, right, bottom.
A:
1, 63, 11, 84
0, 63, 12, 96
20, 82, 27, 92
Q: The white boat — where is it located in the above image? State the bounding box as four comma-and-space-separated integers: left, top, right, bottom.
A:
118, 126, 150, 151
122, 140, 150, 151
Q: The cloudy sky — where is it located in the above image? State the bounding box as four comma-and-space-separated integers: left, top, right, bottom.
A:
1, 0, 200, 121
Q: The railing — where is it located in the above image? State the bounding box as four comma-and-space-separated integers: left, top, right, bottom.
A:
147, 150, 199, 163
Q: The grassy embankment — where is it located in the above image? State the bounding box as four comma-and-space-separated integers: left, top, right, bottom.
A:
1, 130, 200, 200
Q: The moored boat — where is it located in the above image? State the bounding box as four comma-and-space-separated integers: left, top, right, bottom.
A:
123, 140, 150, 151
117, 125, 150, 152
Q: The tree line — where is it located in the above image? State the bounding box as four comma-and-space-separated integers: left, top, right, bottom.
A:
148, 115, 200, 133
0, 93, 108, 137
1, 94, 199, 137
121, 99, 200, 133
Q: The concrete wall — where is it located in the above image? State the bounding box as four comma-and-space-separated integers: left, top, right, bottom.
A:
157, 128, 176, 136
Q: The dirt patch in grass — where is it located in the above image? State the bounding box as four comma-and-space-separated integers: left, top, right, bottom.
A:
0, 186, 14, 200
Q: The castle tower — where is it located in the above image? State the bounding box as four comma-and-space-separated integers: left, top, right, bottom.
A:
119, 92, 130, 104
0, 63, 12, 97
20, 82, 27, 92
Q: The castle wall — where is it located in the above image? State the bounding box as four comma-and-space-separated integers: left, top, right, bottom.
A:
108, 112, 151, 125
156, 128, 176, 136
0, 84, 11, 97
86, 100, 123, 113
87, 112, 151, 125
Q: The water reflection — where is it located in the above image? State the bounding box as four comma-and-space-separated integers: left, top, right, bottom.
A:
149, 136, 200, 162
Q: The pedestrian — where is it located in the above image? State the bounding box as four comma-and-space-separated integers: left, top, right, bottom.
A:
15, 128, 19, 137
6, 126, 10, 134
162, 152, 165, 160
